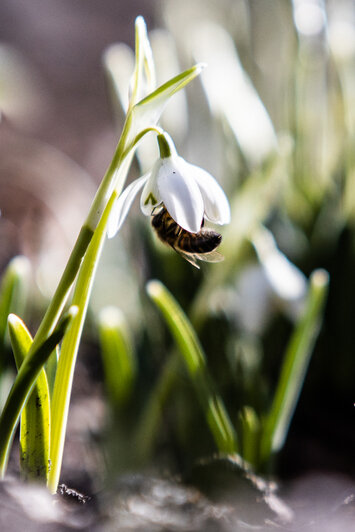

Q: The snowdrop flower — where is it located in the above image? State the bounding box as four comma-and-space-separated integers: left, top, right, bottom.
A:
252, 226, 307, 312
229, 226, 308, 335
107, 132, 230, 237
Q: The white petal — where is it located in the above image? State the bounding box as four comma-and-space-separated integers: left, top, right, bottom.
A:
252, 226, 307, 306
188, 163, 231, 224
140, 162, 162, 215
157, 157, 204, 233
107, 174, 149, 238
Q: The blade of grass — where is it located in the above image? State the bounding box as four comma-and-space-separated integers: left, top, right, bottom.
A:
98, 306, 136, 408
0, 256, 30, 362
260, 269, 329, 464
147, 280, 238, 454
0, 306, 77, 477
8, 314, 50, 481
134, 352, 180, 463
238, 406, 260, 466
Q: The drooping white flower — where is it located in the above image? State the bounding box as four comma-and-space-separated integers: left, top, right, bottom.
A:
107, 133, 230, 238
252, 226, 307, 309
228, 226, 308, 335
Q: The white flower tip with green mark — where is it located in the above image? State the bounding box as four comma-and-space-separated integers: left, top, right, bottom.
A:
108, 135, 231, 237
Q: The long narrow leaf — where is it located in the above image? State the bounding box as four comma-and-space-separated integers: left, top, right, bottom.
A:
147, 280, 238, 454
9, 315, 50, 481
0, 256, 30, 362
0, 306, 77, 477
98, 306, 136, 408
238, 406, 260, 466
260, 269, 329, 463
134, 352, 180, 462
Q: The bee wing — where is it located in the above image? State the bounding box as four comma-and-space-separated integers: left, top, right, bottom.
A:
174, 248, 224, 268
196, 250, 224, 263
175, 249, 201, 269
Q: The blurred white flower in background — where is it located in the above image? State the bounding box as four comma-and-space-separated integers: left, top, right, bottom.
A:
230, 226, 307, 335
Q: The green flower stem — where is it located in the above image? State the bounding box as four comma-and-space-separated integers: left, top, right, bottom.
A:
85, 122, 163, 231
260, 269, 329, 465
33, 226, 94, 348
0, 308, 77, 477
47, 191, 117, 494
147, 280, 238, 454
20, 121, 141, 396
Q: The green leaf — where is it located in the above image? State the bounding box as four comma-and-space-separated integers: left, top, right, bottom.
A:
134, 352, 180, 462
147, 280, 238, 454
0, 306, 78, 478
260, 269, 329, 464
238, 406, 260, 466
0, 256, 30, 362
98, 306, 136, 407
9, 315, 50, 481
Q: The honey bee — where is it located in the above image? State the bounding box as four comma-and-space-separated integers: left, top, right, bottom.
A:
151, 207, 223, 268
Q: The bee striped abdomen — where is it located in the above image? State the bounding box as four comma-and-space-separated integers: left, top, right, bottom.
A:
151, 207, 223, 267
177, 230, 221, 253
